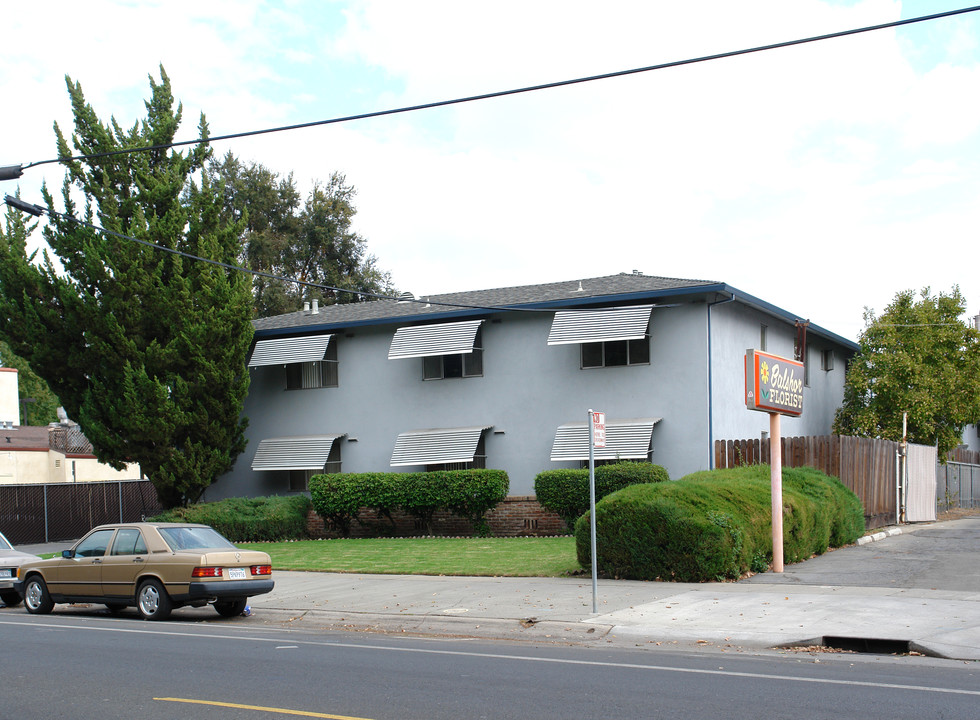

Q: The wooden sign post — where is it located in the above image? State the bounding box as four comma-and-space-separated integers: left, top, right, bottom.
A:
745, 350, 805, 573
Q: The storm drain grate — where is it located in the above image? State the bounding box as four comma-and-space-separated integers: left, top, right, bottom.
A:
821, 636, 913, 654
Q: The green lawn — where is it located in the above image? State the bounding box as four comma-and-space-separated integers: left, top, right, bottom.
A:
239, 536, 580, 577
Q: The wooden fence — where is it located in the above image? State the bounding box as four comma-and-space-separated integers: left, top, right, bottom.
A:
714, 435, 900, 529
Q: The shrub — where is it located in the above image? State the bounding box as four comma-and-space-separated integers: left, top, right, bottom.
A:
534, 462, 669, 528
308, 473, 369, 537
149, 494, 312, 542
575, 465, 864, 582
309, 469, 509, 537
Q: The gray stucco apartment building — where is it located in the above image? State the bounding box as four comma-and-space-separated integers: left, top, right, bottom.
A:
209, 273, 859, 500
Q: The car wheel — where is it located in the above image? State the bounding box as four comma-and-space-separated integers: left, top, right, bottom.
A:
214, 598, 248, 618
24, 576, 54, 614
136, 579, 172, 621
105, 603, 127, 615
1, 590, 23, 607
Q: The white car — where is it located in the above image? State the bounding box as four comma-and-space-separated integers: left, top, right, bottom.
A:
0, 531, 41, 607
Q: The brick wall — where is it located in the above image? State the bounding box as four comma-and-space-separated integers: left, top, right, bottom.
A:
305, 495, 567, 539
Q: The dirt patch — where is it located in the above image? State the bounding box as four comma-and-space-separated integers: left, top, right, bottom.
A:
937, 506, 980, 521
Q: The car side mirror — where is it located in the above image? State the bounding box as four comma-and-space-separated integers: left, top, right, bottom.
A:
62, 550, 73, 559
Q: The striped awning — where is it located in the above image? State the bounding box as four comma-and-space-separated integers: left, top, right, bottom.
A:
249, 335, 333, 367
388, 320, 484, 360
390, 426, 491, 467
251, 434, 346, 471
547, 305, 653, 345
550, 418, 661, 462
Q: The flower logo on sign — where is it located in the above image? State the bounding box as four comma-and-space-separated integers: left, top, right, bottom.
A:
760, 361, 769, 384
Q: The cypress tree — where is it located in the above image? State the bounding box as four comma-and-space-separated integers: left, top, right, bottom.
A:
0, 68, 252, 507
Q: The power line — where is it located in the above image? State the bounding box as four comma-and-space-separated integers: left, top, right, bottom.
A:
2, 194, 616, 315
4, 4, 979, 176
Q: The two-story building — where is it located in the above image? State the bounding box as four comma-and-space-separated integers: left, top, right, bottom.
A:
210, 272, 859, 501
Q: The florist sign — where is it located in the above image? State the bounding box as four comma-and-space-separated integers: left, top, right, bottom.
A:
745, 350, 804, 417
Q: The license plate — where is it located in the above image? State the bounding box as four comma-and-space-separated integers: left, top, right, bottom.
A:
227, 567, 247, 580
0, 569, 11, 579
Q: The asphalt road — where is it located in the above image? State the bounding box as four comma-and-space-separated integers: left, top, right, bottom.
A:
2, 610, 979, 719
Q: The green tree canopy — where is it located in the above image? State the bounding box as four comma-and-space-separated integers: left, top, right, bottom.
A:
833, 287, 980, 457
208, 153, 394, 317
0, 68, 253, 507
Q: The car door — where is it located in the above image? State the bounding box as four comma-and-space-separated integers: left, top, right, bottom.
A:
48, 528, 115, 598
100, 528, 147, 599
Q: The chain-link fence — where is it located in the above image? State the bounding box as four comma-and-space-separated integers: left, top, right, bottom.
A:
937, 461, 980, 514
0, 480, 163, 545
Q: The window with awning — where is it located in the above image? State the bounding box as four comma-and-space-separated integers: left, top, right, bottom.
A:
549, 418, 661, 462
251, 434, 346, 471
390, 426, 491, 467
388, 319, 484, 359
389, 320, 485, 379
547, 305, 653, 345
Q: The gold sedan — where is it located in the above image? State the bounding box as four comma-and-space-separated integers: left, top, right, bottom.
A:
15, 522, 274, 620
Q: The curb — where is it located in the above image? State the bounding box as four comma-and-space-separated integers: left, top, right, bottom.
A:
856, 527, 903, 546
248, 606, 617, 645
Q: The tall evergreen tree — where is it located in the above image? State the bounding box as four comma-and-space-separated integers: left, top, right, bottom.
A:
833, 287, 980, 457
208, 153, 393, 317
0, 68, 252, 506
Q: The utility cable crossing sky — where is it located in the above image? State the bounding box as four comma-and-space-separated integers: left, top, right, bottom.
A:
1, 4, 978, 180
3, 4, 979, 314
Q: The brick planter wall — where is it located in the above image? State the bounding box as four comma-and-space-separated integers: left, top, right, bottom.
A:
305, 495, 568, 539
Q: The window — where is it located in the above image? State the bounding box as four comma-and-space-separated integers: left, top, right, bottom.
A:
110, 528, 147, 556
760, 324, 768, 351
289, 442, 341, 491
426, 434, 486, 471
391, 426, 491, 467
822, 349, 834, 371
550, 418, 661, 462
74, 529, 115, 558
581, 337, 650, 368
804, 346, 811, 387
423, 327, 483, 379
286, 338, 338, 389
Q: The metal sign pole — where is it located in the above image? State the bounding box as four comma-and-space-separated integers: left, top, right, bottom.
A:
588, 409, 598, 614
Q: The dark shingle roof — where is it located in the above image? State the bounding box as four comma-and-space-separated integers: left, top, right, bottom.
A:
253, 273, 720, 334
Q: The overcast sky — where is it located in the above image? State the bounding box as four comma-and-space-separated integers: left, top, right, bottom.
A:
4, 0, 980, 341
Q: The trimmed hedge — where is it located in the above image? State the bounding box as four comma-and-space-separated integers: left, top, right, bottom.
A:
534, 462, 670, 528
309, 469, 509, 537
149, 494, 312, 542
574, 465, 864, 582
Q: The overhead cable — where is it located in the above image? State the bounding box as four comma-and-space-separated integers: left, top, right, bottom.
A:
5, 4, 979, 173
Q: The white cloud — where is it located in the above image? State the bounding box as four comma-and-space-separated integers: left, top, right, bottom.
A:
4, 0, 980, 344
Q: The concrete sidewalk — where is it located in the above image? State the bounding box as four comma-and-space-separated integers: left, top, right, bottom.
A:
17, 517, 980, 660
246, 516, 980, 661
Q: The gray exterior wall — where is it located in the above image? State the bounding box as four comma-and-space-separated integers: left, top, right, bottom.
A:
708, 300, 849, 446
210, 295, 854, 500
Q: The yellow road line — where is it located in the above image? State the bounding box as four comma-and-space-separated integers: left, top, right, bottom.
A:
155, 697, 374, 719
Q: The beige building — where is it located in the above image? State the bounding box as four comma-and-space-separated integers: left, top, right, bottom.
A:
0, 368, 140, 485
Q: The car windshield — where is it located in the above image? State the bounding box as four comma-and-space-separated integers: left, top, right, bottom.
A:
0, 533, 12, 551
158, 526, 237, 551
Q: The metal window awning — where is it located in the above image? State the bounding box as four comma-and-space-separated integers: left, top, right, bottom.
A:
249, 335, 334, 367
547, 305, 653, 345
251, 434, 346, 471
390, 426, 491, 466
388, 319, 484, 359
550, 418, 661, 462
